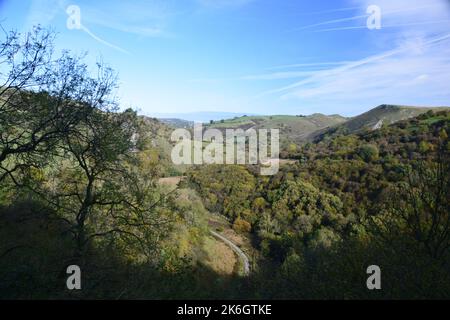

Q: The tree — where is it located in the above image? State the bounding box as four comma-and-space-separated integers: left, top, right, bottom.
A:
0, 26, 115, 184
233, 217, 251, 233
271, 180, 344, 236
39, 107, 175, 262
0, 26, 175, 264
189, 165, 255, 220
372, 145, 450, 260
357, 144, 379, 162
252, 197, 266, 213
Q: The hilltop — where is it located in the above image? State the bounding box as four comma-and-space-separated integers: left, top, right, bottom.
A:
310, 104, 450, 142
150, 111, 258, 123
205, 113, 347, 147
140, 105, 450, 158
159, 118, 194, 129
339, 104, 449, 131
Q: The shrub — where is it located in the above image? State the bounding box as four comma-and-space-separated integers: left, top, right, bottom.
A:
233, 217, 252, 233
357, 144, 379, 162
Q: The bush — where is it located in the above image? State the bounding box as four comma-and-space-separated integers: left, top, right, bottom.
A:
233, 217, 251, 233
357, 144, 379, 162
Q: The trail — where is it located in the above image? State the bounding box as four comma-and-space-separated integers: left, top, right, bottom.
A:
157, 176, 251, 276
209, 230, 250, 276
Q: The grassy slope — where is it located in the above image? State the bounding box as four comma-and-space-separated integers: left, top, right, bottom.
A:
159, 118, 194, 128
205, 114, 347, 146
309, 104, 450, 142
342, 104, 450, 131
141, 105, 450, 167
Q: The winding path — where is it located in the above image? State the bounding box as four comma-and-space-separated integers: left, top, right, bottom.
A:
157, 177, 251, 276
210, 230, 250, 276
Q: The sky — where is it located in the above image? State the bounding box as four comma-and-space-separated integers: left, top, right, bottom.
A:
1, 0, 450, 116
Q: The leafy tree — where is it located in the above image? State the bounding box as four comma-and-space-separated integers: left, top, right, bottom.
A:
270, 180, 345, 237
233, 217, 251, 233
357, 144, 379, 162
0, 26, 115, 184
373, 146, 450, 260
189, 165, 255, 220
37, 107, 176, 263
0, 26, 176, 264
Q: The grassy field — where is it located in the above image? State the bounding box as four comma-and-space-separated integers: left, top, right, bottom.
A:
198, 236, 237, 275
205, 114, 347, 147
207, 213, 258, 274
337, 105, 450, 132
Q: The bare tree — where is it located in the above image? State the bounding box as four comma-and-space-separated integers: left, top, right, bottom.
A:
0, 25, 175, 267
0, 26, 117, 184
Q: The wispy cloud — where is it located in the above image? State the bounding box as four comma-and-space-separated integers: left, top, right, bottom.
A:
195, 0, 256, 9
266, 62, 352, 71
314, 19, 450, 33
250, 0, 450, 113
24, 0, 66, 28
75, 0, 174, 38
290, 14, 368, 32
241, 71, 316, 81
24, 0, 173, 38
78, 24, 130, 54
295, 6, 362, 16
290, 2, 445, 32
283, 46, 450, 100
22, 0, 177, 54
261, 32, 450, 95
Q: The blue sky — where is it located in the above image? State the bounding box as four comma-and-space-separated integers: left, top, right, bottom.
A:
1, 0, 450, 116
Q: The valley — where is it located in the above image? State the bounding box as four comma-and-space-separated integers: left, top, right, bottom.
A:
1, 25, 449, 300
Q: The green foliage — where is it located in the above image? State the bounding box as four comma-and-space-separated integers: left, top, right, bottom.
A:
0, 26, 210, 299
233, 217, 252, 233
357, 144, 379, 162
2, 26, 450, 300
187, 109, 450, 298
188, 165, 255, 220
205, 113, 347, 150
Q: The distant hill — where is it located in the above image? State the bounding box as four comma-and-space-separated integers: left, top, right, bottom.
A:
149, 111, 259, 123
141, 104, 450, 157
310, 105, 450, 142
341, 104, 450, 132
205, 114, 348, 147
159, 118, 194, 128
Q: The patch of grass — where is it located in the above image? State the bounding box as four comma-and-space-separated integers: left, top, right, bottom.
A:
199, 236, 237, 276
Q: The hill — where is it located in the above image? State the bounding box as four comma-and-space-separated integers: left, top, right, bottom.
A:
150, 111, 259, 123
159, 118, 194, 128
205, 114, 347, 148
139, 105, 450, 164
310, 104, 450, 142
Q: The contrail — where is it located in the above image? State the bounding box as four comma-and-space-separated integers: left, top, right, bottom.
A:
290, 3, 443, 32
314, 19, 450, 33
294, 6, 361, 16
65, 4, 130, 55
258, 32, 450, 97
80, 24, 131, 55
267, 61, 352, 70
290, 14, 367, 32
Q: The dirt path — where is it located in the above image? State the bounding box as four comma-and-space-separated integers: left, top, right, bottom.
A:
157, 176, 251, 276
210, 230, 250, 276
